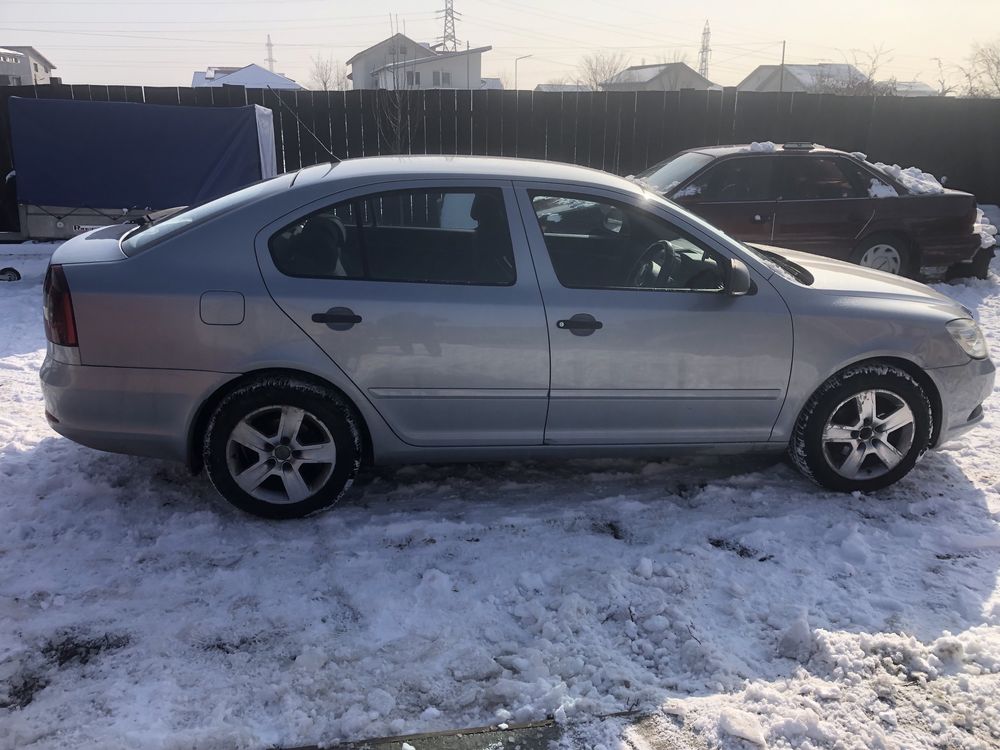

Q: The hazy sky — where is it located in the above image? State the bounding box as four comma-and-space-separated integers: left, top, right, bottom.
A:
4, 0, 996, 90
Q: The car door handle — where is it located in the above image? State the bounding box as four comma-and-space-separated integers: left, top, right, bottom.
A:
311, 307, 362, 331
556, 313, 603, 336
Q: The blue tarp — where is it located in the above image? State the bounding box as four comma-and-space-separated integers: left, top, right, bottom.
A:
8, 97, 277, 210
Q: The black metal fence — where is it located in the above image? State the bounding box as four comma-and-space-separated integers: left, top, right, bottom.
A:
2, 83, 999, 204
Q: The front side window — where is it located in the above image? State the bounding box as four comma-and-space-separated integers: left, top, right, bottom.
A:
531, 192, 726, 292
269, 188, 516, 285
778, 156, 867, 200
678, 157, 775, 203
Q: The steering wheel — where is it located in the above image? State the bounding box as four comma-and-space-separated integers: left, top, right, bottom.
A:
627, 240, 679, 288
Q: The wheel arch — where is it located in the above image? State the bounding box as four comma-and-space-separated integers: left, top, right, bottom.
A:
186, 368, 375, 474
799, 355, 943, 446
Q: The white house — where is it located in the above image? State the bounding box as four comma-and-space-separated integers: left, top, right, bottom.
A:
738, 64, 866, 93
535, 83, 590, 92
347, 33, 491, 90
601, 63, 718, 92
890, 80, 938, 97
192, 64, 302, 90
1, 46, 56, 85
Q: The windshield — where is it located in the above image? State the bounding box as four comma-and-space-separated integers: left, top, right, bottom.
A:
636, 152, 714, 194
120, 177, 284, 256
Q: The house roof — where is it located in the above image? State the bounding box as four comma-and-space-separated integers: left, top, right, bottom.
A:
2, 46, 55, 69
0, 48, 25, 57
191, 63, 301, 89
603, 62, 715, 88
739, 63, 865, 91
535, 83, 590, 92
480, 77, 504, 90
346, 33, 425, 65
371, 46, 492, 74
892, 80, 937, 96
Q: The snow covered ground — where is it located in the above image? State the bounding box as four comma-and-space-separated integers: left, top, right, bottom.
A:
1, 243, 999, 750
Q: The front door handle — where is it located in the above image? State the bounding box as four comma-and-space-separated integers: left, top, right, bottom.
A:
311, 306, 362, 331
556, 313, 603, 336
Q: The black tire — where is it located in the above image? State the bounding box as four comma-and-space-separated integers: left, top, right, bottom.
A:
0, 267, 20, 282
850, 233, 914, 278
203, 377, 361, 519
789, 363, 933, 493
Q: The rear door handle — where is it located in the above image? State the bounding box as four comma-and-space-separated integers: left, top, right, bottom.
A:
556, 313, 603, 336
311, 306, 362, 331
752, 213, 771, 223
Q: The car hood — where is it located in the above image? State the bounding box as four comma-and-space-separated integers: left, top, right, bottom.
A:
750, 244, 969, 314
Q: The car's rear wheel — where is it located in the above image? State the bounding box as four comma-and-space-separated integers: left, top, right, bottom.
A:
850, 234, 912, 277
790, 363, 933, 492
203, 378, 361, 519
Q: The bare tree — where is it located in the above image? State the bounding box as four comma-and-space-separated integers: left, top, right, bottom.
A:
577, 50, 630, 90
309, 53, 349, 91
814, 46, 894, 95
961, 41, 1000, 97
932, 58, 956, 96
375, 65, 421, 155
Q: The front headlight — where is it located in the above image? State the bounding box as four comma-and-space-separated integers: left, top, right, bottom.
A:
946, 318, 989, 359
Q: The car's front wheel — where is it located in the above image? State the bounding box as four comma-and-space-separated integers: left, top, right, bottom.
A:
203, 378, 361, 519
790, 363, 933, 492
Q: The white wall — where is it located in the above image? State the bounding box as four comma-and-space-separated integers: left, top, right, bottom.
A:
375, 53, 483, 90
351, 38, 432, 90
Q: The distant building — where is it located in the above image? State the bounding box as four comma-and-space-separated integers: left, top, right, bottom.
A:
601, 62, 718, 92
479, 77, 504, 90
535, 83, 590, 92
890, 80, 938, 97
191, 64, 302, 90
1, 46, 56, 85
347, 32, 491, 90
738, 63, 866, 93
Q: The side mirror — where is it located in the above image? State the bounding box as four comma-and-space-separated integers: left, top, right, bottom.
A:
727, 257, 753, 296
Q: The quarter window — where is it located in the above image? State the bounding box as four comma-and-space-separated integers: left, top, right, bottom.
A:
269, 188, 516, 285
779, 156, 867, 200
530, 193, 726, 292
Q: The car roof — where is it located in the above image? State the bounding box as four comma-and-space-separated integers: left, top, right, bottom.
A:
685, 144, 852, 158
291, 155, 641, 192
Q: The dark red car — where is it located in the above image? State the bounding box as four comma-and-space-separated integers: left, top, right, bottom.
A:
635, 143, 988, 279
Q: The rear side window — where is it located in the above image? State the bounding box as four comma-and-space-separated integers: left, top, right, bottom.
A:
778, 156, 867, 200
678, 157, 775, 202
269, 188, 516, 285
121, 177, 281, 256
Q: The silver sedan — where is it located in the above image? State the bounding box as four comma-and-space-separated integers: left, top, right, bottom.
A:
40, 157, 995, 518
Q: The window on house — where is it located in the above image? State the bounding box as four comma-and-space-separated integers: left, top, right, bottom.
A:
406, 70, 420, 86
442, 71, 452, 86
33, 62, 38, 72
432, 71, 440, 86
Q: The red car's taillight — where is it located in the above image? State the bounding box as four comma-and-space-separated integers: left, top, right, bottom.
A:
43, 264, 78, 347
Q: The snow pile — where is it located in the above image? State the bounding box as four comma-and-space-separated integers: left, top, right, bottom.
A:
868, 178, 898, 199
0, 243, 999, 749
975, 207, 997, 250
745, 141, 777, 153
872, 162, 946, 194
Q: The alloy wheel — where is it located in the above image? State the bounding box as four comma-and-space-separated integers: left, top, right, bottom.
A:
225, 405, 337, 504
821, 389, 915, 480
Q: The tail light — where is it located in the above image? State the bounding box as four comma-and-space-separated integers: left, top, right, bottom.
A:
43, 264, 78, 347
